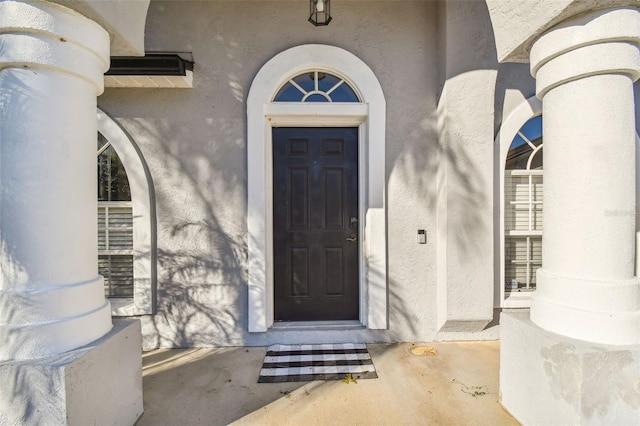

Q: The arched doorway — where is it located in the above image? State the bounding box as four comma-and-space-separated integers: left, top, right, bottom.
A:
247, 44, 387, 331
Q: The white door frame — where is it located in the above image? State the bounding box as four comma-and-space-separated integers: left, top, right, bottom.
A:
247, 44, 387, 332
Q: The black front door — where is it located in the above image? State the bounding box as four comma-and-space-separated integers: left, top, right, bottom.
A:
273, 127, 359, 321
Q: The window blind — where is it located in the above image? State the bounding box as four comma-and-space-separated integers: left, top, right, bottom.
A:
505, 172, 543, 291
98, 202, 134, 298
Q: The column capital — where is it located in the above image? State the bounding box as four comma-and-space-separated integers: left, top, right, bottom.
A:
530, 7, 640, 98
0, 0, 110, 94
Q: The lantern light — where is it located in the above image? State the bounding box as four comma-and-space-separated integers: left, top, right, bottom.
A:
309, 0, 331, 26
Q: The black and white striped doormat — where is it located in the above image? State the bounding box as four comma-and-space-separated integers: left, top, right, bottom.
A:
258, 343, 378, 383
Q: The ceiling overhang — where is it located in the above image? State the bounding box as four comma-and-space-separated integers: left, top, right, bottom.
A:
105, 54, 194, 89
51, 0, 150, 56
485, 0, 639, 63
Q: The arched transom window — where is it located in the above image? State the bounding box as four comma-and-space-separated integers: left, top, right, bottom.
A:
274, 71, 360, 102
504, 115, 543, 294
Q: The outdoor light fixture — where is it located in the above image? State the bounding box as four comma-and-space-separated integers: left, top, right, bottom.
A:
309, 0, 331, 26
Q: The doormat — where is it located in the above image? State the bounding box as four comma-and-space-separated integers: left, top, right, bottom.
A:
258, 343, 378, 383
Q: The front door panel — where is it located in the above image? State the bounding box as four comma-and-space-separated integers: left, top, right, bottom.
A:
273, 127, 359, 321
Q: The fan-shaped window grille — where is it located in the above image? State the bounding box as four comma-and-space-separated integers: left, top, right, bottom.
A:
274, 71, 360, 102
504, 115, 543, 294
98, 132, 134, 298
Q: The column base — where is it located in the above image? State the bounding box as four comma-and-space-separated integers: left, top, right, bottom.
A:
500, 311, 640, 425
0, 319, 143, 425
532, 269, 640, 345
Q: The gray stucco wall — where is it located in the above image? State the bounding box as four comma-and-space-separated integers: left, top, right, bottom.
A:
99, 0, 443, 347
98, 1, 632, 349
436, 0, 500, 337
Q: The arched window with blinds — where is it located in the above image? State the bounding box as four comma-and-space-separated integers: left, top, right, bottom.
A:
504, 115, 543, 294
97, 108, 155, 316
98, 132, 134, 299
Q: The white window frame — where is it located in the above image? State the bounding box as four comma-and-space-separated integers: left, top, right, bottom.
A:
98, 201, 135, 256
247, 44, 387, 332
504, 170, 543, 291
98, 108, 156, 316
275, 70, 360, 102
495, 96, 542, 308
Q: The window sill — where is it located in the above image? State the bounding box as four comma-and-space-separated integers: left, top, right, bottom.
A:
502, 290, 534, 308
109, 296, 154, 316
110, 298, 137, 317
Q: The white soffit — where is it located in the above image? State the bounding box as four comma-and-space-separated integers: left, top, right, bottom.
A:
104, 71, 193, 88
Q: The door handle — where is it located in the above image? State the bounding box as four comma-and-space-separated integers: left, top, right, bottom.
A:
346, 233, 357, 243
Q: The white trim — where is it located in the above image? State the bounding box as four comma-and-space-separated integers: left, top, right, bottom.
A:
275, 70, 359, 103
247, 44, 387, 332
104, 71, 193, 89
495, 96, 542, 309
97, 108, 155, 316
637, 134, 640, 278
507, 170, 543, 176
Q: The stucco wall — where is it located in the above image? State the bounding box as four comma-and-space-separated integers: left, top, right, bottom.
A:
97, 1, 631, 348
98, 0, 441, 347
436, 0, 498, 337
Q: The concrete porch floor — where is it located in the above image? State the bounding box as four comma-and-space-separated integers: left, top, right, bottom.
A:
137, 341, 519, 425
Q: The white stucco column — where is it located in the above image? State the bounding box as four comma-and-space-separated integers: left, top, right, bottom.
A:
0, 0, 112, 360
530, 7, 640, 345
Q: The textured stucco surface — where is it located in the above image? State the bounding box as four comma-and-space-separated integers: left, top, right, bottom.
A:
51, 0, 150, 55
0, 0, 113, 361
99, 2, 438, 346
435, 0, 499, 336
97, 1, 640, 348
99, 1, 445, 347
527, 7, 640, 346
0, 320, 143, 425
501, 311, 640, 425
486, 0, 640, 62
